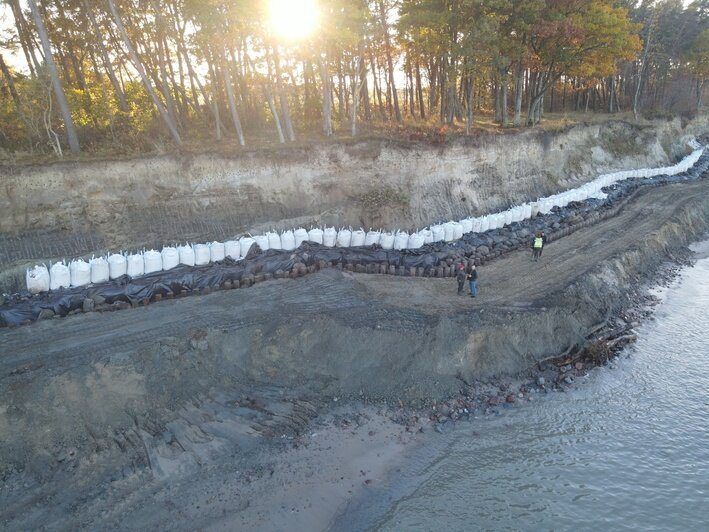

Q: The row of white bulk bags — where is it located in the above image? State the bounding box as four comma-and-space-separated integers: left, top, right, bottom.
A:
50, 263, 71, 290
27, 265, 50, 294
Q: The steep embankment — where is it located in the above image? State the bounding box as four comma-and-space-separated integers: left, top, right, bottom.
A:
0, 117, 706, 292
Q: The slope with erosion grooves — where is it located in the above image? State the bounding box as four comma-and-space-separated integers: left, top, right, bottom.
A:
1, 179, 709, 528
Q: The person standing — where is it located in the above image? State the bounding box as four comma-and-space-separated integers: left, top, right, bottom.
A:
456, 260, 467, 295
467, 265, 478, 298
532, 232, 543, 261
539, 231, 547, 256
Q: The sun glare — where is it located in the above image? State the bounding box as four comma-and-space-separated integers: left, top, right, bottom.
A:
268, 0, 319, 41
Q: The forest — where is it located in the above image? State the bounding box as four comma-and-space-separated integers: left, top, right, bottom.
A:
0, 0, 707, 158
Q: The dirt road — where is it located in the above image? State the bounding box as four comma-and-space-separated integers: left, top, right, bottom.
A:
1, 178, 709, 530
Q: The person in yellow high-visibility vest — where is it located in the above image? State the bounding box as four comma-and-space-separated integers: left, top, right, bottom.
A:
532, 232, 544, 261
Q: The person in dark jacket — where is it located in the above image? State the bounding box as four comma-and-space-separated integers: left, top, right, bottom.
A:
456, 260, 467, 295
539, 231, 547, 256
467, 265, 478, 297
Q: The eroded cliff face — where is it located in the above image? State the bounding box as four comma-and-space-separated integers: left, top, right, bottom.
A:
0, 117, 706, 292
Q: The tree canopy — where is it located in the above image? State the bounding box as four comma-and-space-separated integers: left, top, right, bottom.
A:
0, 0, 705, 157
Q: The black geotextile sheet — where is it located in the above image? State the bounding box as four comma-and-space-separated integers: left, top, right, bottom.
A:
2, 149, 707, 328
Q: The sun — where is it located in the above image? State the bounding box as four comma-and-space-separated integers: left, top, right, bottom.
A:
268, 0, 319, 41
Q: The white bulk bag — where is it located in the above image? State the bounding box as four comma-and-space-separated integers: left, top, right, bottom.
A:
431, 224, 445, 242
351, 229, 366, 247
336, 228, 352, 247
161, 247, 179, 271
294, 228, 309, 248
530, 203, 540, 218
379, 231, 395, 250
323, 227, 337, 247
267, 232, 282, 250
210, 241, 225, 262
254, 234, 270, 252
281, 230, 296, 251
452, 222, 463, 240
50, 262, 71, 290
178, 245, 195, 266
394, 231, 409, 250
225, 240, 240, 260
365, 230, 381, 246
471, 218, 481, 233
523, 204, 533, 220
239, 237, 256, 258
442, 222, 456, 242
460, 218, 473, 234
308, 228, 324, 245
108, 254, 128, 279
26, 265, 50, 293
126, 254, 144, 277
193, 244, 210, 266
479, 216, 490, 232
90, 256, 110, 283
70, 259, 91, 287
408, 232, 425, 249
504, 210, 513, 226
420, 229, 434, 244
143, 250, 162, 274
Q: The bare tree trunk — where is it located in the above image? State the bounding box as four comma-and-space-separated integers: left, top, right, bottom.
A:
264, 86, 285, 143
415, 58, 425, 119
634, 13, 656, 121
378, 0, 402, 123
27, 0, 80, 154
351, 40, 366, 137
107, 0, 181, 145
273, 45, 295, 142
218, 50, 246, 146
319, 57, 333, 136
501, 70, 508, 127
513, 65, 524, 127
0, 53, 22, 112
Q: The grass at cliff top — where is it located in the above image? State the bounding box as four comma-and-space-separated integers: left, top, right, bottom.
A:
1, 111, 662, 166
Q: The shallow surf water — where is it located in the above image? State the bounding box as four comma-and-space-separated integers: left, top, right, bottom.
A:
335, 240, 709, 532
